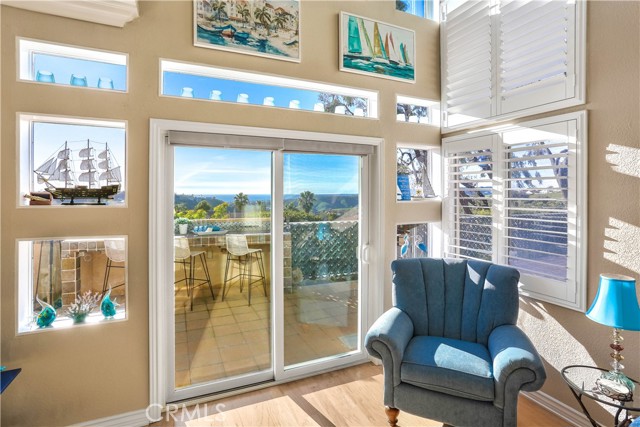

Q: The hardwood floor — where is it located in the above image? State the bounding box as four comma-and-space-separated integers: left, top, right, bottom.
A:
152, 363, 569, 427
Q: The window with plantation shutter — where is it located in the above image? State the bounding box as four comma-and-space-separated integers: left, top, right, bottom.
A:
440, 0, 585, 131
444, 141, 494, 262
498, 0, 576, 114
441, 0, 493, 128
502, 128, 570, 281
443, 112, 586, 311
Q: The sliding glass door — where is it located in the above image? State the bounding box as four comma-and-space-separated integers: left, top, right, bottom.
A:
172, 146, 273, 398
283, 153, 362, 368
167, 132, 370, 401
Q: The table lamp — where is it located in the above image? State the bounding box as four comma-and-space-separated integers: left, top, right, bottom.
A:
586, 274, 640, 395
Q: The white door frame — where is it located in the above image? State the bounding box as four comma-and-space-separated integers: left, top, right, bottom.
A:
149, 119, 385, 417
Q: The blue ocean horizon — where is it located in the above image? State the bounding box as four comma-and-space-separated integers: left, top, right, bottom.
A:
183, 194, 357, 203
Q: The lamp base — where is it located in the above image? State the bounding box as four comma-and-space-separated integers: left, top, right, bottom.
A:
597, 371, 634, 401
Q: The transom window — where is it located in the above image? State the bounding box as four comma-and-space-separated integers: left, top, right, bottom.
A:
160, 60, 378, 117
396, 95, 439, 126
18, 38, 127, 91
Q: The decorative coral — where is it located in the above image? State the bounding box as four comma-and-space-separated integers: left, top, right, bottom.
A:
66, 291, 101, 324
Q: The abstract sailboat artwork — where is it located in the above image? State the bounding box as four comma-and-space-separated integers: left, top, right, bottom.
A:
340, 12, 415, 83
32, 139, 123, 205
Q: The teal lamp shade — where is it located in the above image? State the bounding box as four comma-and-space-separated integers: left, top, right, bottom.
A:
586, 274, 640, 331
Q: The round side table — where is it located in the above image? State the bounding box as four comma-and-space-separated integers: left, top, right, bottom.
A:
562, 365, 640, 427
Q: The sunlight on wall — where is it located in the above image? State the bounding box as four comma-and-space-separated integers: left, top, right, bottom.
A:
519, 302, 610, 418
518, 301, 594, 370
605, 144, 640, 178
604, 218, 640, 273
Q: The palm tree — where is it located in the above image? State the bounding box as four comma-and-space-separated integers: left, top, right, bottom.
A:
254, 6, 272, 35
298, 191, 316, 214
272, 12, 288, 34
234, 192, 249, 216
237, 4, 250, 28
211, 0, 227, 23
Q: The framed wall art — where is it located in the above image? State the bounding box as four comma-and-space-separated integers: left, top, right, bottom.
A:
194, 0, 300, 62
339, 11, 415, 83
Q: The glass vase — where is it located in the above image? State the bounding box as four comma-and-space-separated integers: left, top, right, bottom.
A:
70, 74, 88, 87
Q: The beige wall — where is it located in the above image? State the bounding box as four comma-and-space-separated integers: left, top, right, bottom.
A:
0, 1, 439, 425
518, 1, 640, 423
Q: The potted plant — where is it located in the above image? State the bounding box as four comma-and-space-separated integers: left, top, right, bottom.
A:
174, 217, 191, 235
66, 291, 101, 324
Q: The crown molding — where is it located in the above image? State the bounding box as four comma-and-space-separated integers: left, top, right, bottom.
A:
2, 0, 139, 28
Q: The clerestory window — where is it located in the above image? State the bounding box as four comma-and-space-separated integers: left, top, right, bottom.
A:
440, 0, 585, 130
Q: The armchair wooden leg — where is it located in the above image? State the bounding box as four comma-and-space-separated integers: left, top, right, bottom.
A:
385, 406, 399, 427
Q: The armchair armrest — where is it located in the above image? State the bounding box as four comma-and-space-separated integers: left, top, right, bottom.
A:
489, 325, 546, 408
365, 307, 414, 388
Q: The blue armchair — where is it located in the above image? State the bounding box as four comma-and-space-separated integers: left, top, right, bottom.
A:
365, 258, 546, 427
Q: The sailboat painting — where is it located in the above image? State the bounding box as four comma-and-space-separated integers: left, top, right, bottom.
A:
340, 12, 415, 83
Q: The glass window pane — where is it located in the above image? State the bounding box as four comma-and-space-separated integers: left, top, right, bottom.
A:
397, 223, 429, 259
18, 237, 127, 334
160, 61, 378, 117
25, 121, 126, 206
163, 71, 369, 116
505, 140, 569, 280
33, 53, 126, 91
173, 146, 272, 389
396, 0, 426, 17
283, 153, 360, 367
396, 96, 439, 125
397, 148, 436, 200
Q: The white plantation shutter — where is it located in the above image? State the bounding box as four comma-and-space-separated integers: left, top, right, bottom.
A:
441, 0, 493, 128
441, 0, 584, 131
443, 113, 586, 310
502, 136, 571, 281
444, 138, 495, 262
498, 0, 575, 114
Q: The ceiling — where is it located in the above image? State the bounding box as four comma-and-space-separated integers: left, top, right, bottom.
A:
2, 0, 139, 27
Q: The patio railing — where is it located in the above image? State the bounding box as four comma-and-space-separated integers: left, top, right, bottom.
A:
190, 218, 359, 280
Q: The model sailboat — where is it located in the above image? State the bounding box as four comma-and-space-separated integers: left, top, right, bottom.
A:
33, 140, 121, 205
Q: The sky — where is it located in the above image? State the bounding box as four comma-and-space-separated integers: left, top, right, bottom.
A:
174, 147, 359, 196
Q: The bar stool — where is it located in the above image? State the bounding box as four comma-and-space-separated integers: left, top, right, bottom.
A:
222, 234, 267, 306
102, 239, 126, 296
174, 237, 215, 310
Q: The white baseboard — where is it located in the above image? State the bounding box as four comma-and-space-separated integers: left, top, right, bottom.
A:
70, 409, 149, 427
522, 390, 600, 427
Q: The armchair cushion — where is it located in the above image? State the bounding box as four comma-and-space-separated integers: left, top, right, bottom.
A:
401, 336, 494, 401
